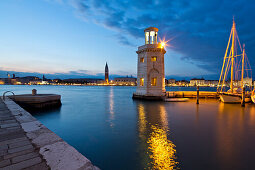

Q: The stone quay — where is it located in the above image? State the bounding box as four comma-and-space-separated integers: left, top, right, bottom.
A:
0, 97, 99, 170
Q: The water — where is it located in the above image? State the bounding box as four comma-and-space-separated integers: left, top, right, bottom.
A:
1, 85, 255, 170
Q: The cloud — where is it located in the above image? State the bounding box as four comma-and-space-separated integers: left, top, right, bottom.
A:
70, 0, 255, 74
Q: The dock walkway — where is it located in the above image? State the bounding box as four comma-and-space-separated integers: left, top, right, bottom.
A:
0, 98, 48, 170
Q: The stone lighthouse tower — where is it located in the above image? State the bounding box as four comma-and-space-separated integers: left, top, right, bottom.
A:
133, 27, 166, 100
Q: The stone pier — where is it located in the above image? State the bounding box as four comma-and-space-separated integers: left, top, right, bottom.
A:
0, 97, 99, 170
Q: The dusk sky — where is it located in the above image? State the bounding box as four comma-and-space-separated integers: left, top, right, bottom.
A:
1, 0, 255, 79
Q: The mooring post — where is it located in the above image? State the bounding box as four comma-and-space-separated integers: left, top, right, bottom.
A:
241, 86, 245, 107
32, 89, 37, 96
196, 86, 199, 104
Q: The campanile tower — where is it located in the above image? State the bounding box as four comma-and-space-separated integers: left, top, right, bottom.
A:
105, 62, 109, 84
133, 27, 166, 99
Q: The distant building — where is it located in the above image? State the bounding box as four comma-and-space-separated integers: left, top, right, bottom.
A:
62, 78, 103, 85
205, 80, 218, 87
52, 79, 62, 84
0, 79, 5, 85
190, 78, 205, 86
167, 79, 176, 86
176, 80, 189, 86
29, 80, 42, 85
16, 76, 41, 85
232, 77, 253, 87
113, 76, 137, 86
243, 77, 253, 86
105, 62, 109, 84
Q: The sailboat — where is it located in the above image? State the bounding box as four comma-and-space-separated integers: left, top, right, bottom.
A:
217, 19, 252, 103
252, 90, 255, 103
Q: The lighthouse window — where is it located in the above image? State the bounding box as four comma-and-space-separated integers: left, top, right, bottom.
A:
145, 32, 149, 44
140, 78, 144, 86
151, 56, 157, 62
150, 31, 155, 44
151, 77, 157, 86
140, 57, 144, 62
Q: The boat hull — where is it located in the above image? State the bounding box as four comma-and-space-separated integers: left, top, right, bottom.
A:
252, 95, 255, 103
220, 94, 241, 103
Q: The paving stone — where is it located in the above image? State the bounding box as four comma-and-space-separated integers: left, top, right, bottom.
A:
21, 121, 44, 132
0, 123, 19, 128
0, 128, 23, 136
0, 117, 14, 121
1, 120, 16, 124
30, 131, 62, 148
8, 140, 31, 149
40, 141, 94, 170
8, 144, 33, 154
23, 162, 49, 170
0, 159, 11, 168
0, 149, 7, 156
0, 132, 26, 142
12, 152, 39, 163
0, 137, 27, 146
7, 125, 21, 129
4, 148, 34, 159
0, 145, 8, 151
1, 157, 42, 170
0, 98, 95, 170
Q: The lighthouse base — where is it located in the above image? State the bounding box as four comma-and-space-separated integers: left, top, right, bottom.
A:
132, 93, 165, 101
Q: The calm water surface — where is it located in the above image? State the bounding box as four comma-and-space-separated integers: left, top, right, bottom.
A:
1, 85, 255, 170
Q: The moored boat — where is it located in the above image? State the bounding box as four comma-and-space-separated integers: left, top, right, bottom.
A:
217, 19, 252, 103
252, 90, 255, 103
219, 93, 241, 103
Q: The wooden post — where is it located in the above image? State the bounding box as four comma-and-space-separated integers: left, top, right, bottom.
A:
196, 86, 199, 104
241, 86, 245, 107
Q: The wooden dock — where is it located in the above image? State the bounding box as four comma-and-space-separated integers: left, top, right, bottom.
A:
166, 91, 218, 98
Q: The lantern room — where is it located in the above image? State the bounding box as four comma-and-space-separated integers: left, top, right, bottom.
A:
144, 27, 158, 44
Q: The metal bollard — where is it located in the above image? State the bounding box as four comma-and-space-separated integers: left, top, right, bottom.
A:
196, 86, 199, 104
32, 89, 37, 96
241, 86, 245, 107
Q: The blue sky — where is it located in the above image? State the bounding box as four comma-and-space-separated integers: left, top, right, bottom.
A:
0, 0, 254, 80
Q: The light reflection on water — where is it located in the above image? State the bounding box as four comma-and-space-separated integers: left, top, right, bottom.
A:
137, 103, 178, 169
1, 85, 255, 169
147, 125, 177, 169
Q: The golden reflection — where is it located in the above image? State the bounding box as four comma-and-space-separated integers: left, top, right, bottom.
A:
159, 105, 168, 128
216, 103, 247, 168
137, 102, 178, 169
249, 106, 255, 123
147, 125, 178, 170
138, 104, 146, 137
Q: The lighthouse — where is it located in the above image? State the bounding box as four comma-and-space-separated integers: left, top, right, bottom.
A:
133, 27, 166, 100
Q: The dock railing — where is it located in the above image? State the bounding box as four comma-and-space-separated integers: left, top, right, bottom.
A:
3, 91, 15, 101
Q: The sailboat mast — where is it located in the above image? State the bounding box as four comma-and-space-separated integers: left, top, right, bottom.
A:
241, 44, 245, 88
230, 20, 235, 93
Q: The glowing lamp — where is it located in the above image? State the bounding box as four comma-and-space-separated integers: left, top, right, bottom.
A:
160, 42, 166, 48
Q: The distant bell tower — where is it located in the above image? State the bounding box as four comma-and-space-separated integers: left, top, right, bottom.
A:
133, 27, 166, 99
105, 62, 109, 84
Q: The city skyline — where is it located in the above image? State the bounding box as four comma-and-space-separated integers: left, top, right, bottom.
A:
1, 0, 255, 79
